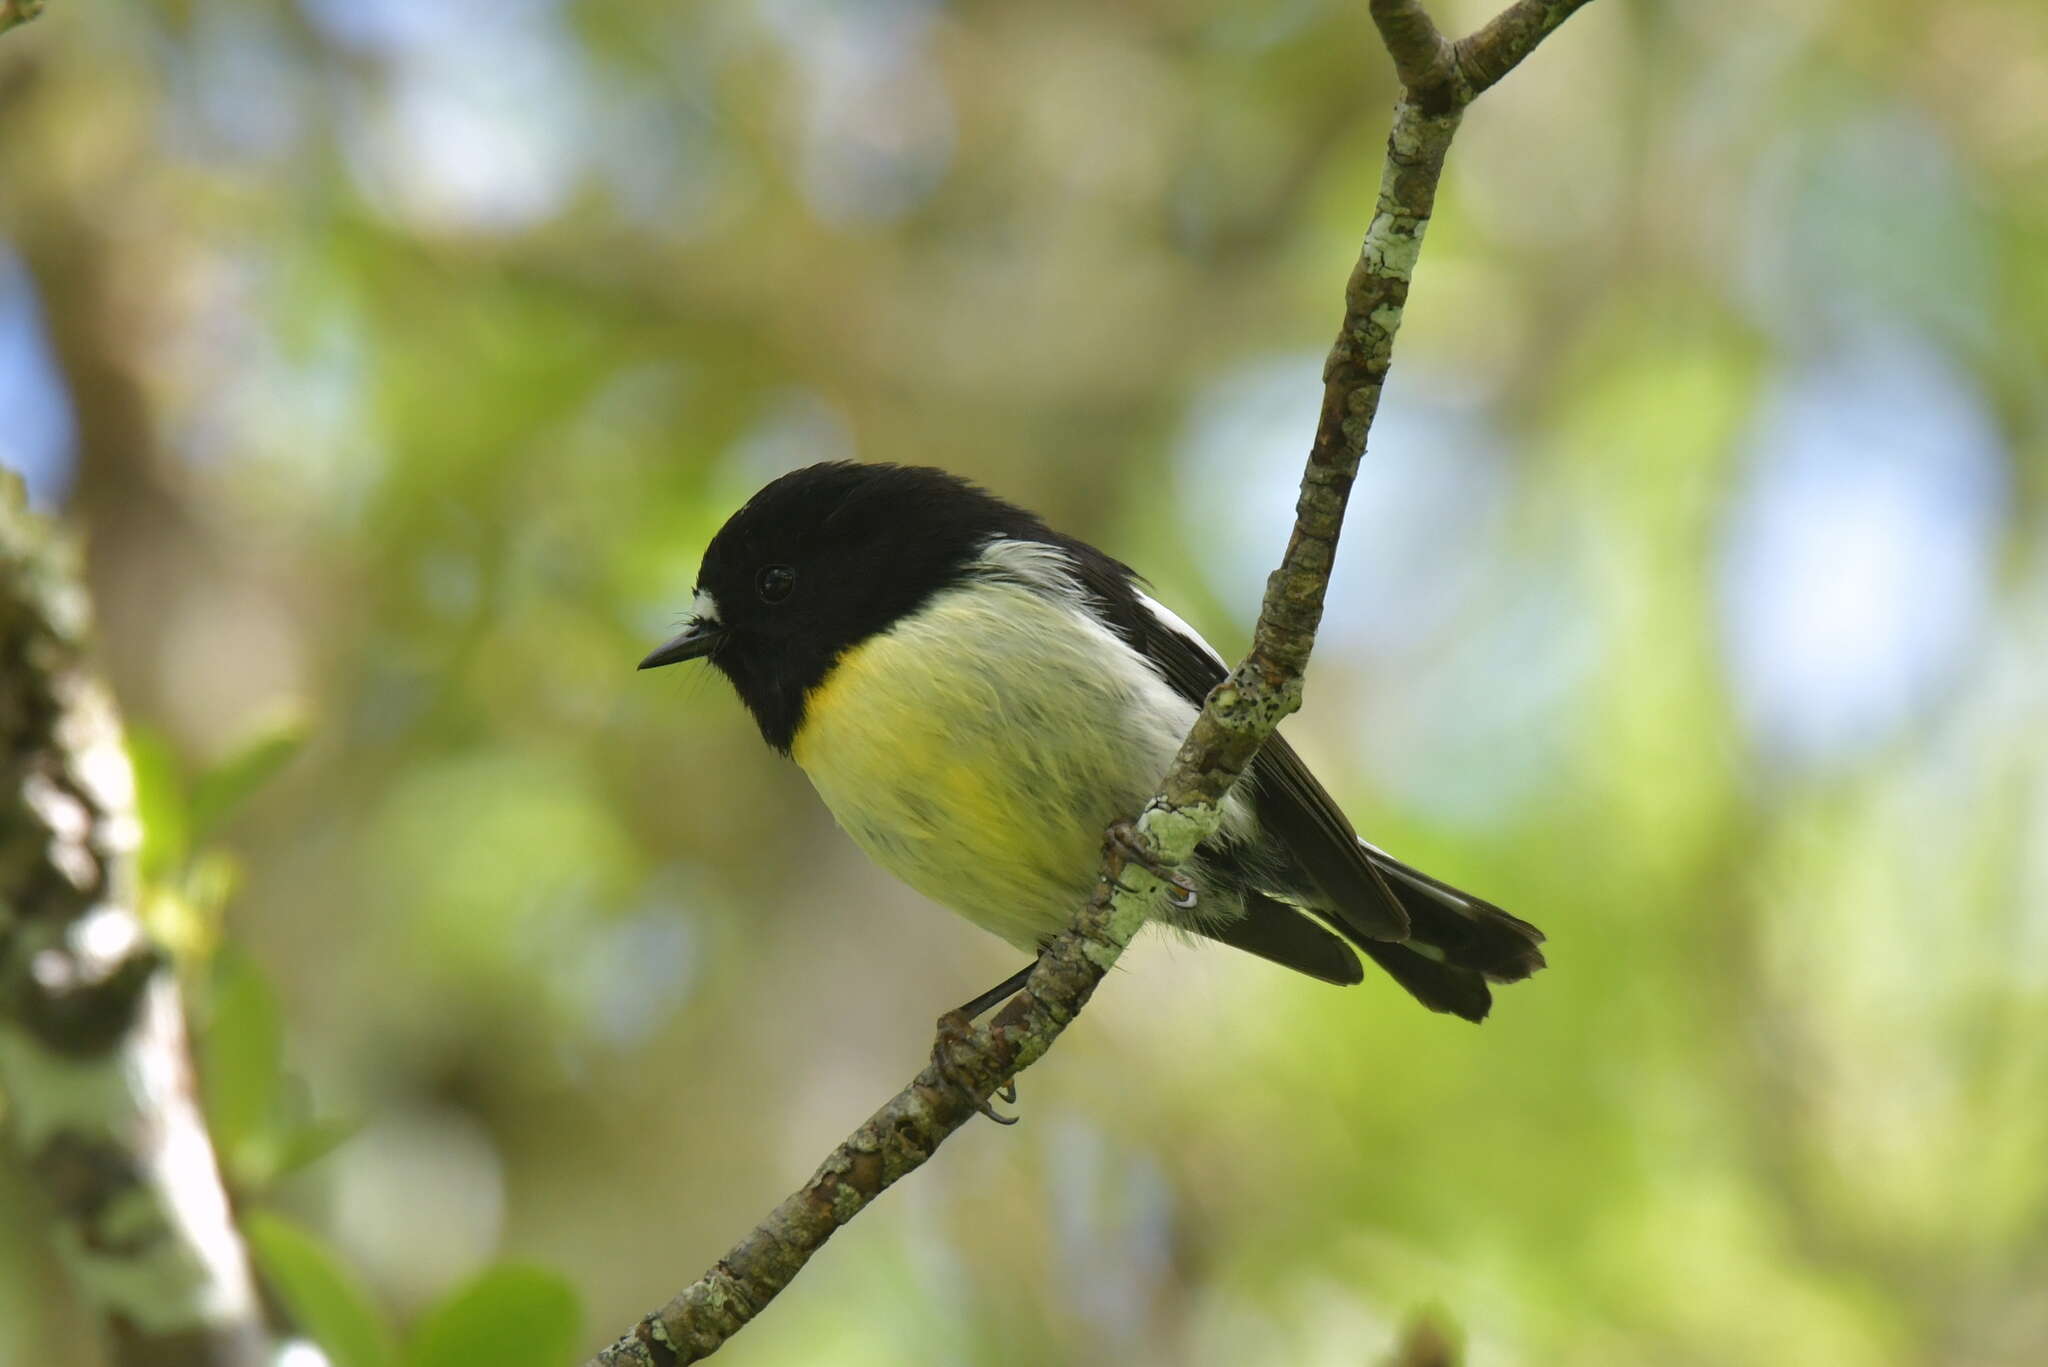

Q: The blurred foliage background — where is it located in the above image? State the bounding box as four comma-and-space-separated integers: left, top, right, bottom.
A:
3, 0, 2046, 1362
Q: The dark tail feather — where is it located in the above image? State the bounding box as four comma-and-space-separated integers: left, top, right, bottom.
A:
1194, 894, 1364, 986
1365, 843, 1546, 981
1355, 941, 1496, 1022
1341, 843, 1546, 1021
1193, 844, 1544, 1022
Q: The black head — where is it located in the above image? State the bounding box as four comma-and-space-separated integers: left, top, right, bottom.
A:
640, 462, 1050, 751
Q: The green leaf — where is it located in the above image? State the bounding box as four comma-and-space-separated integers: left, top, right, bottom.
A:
270, 1116, 361, 1180
245, 1211, 398, 1367
126, 725, 189, 884
404, 1264, 582, 1367
143, 848, 242, 969
190, 712, 311, 837
201, 948, 284, 1181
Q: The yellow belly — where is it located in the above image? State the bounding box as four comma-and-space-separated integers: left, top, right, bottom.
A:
790, 582, 1196, 950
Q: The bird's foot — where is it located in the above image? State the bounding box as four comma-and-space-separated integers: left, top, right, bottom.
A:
931, 1009, 1018, 1125
1105, 819, 1199, 910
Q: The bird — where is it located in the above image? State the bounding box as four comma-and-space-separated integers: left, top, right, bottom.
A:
639, 461, 1544, 1022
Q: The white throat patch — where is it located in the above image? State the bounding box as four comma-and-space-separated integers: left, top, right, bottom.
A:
968, 537, 1088, 606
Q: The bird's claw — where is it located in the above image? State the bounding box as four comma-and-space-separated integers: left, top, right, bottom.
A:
1105, 819, 1199, 909
931, 1009, 1020, 1125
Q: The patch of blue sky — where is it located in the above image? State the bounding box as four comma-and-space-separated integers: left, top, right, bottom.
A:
166, 0, 305, 163
297, 0, 559, 59
757, 0, 956, 225
1717, 329, 2007, 769
0, 244, 77, 509
307, 0, 592, 234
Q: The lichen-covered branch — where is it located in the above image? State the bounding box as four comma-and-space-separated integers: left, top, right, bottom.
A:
1455, 0, 1599, 100
0, 0, 45, 39
585, 3, 1596, 1362
1371, 0, 1596, 110
0, 477, 271, 1367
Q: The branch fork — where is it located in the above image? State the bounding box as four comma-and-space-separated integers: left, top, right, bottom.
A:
588, 3, 1596, 1361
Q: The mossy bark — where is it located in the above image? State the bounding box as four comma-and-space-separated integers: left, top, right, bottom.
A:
0, 477, 270, 1366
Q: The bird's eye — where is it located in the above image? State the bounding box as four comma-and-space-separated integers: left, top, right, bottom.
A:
756, 564, 797, 604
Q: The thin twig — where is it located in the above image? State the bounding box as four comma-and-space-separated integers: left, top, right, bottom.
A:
1369, 0, 1457, 102
0, 0, 45, 39
585, 2, 1597, 1361
1388, 1312, 1462, 1367
1456, 0, 1600, 100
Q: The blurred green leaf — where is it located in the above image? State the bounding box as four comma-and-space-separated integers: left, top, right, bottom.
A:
245, 1211, 398, 1367
179, 847, 243, 935
144, 848, 243, 966
200, 948, 284, 1184
126, 725, 189, 885
403, 1263, 582, 1367
270, 1116, 362, 1180
190, 712, 311, 838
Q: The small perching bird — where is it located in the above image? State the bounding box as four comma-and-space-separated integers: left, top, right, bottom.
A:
641, 462, 1544, 1021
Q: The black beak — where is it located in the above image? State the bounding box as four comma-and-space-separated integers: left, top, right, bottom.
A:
638, 619, 724, 670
